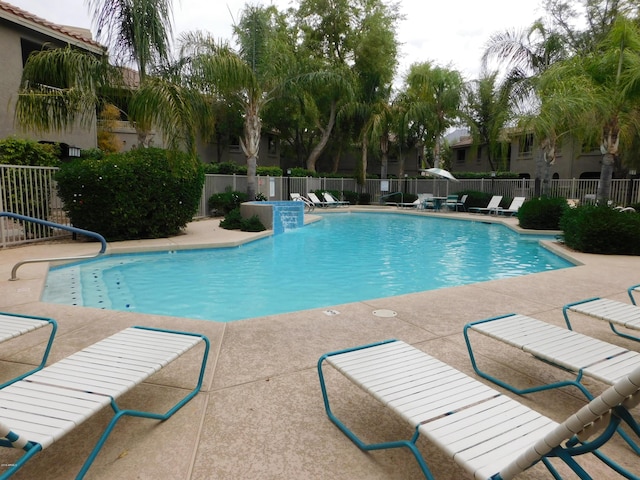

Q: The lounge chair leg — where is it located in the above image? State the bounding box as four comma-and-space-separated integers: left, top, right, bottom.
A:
317, 343, 437, 480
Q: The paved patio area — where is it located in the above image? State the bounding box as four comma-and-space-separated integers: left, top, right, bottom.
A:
0, 207, 639, 479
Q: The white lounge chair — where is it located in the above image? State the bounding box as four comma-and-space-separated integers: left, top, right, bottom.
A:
307, 192, 329, 207
464, 313, 640, 453
290, 193, 315, 212
318, 339, 640, 479
0, 326, 209, 479
322, 192, 349, 207
0, 312, 57, 389
468, 195, 503, 214
491, 196, 526, 216
563, 297, 640, 342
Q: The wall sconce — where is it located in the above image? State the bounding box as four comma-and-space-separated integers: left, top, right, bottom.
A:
68, 146, 81, 157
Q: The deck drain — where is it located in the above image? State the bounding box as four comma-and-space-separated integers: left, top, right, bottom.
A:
373, 309, 397, 318
323, 309, 340, 316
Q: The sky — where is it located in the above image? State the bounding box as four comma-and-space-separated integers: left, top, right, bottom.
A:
9, 0, 546, 82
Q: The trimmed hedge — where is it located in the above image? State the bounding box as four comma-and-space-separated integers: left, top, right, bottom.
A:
56, 148, 204, 241
518, 197, 567, 230
560, 205, 640, 255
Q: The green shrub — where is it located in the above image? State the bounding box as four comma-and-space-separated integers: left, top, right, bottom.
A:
219, 208, 243, 229
560, 205, 640, 255
56, 148, 204, 241
219, 209, 266, 232
358, 192, 371, 205
208, 189, 248, 215
241, 215, 266, 232
342, 190, 358, 205
0, 137, 60, 166
257, 166, 283, 176
518, 197, 567, 230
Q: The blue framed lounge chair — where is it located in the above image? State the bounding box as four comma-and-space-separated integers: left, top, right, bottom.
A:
322, 192, 349, 207
290, 193, 315, 212
464, 313, 640, 454
307, 192, 329, 207
491, 196, 526, 216
468, 195, 503, 214
0, 326, 209, 480
0, 312, 57, 389
318, 339, 640, 480
563, 297, 640, 342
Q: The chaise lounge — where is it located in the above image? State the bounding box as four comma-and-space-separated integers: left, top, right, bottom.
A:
318, 339, 640, 479
0, 325, 209, 479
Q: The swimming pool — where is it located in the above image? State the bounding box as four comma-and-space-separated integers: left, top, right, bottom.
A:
42, 212, 573, 322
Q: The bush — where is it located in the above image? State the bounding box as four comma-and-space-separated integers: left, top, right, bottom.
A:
56, 148, 204, 241
560, 205, 640, 255
342, 190, 358, 205
0, 137, 60, 166
219, 209, 266, 232
241, 215, 266, 232
518, 197, 568, 230
208, 189, 248, 215
358, 192, 371, 205
219, 208, 243, 229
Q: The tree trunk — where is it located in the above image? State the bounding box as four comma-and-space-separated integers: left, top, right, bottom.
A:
380, 134, 389, 179
241, 103, 262, 200
306, 100, 337, 172
597, 153, 615, 202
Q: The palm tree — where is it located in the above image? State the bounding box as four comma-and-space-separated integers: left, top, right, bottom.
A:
482, 19, 568, 195
538, 16, 640, 201
16, 0, 176, 147
461, 70, 513, 173
403, 62, 464, 170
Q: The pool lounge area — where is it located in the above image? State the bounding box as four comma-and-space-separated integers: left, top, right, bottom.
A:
0, 206, 639, 479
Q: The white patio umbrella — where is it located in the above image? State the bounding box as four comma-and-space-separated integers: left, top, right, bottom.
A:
420, 168, 459, 196
421, 168, 459, 182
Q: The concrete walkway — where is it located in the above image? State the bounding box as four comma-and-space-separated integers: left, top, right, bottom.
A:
0, 207, 639, 479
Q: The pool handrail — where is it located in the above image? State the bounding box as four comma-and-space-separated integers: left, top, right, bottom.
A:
1, 212, 107, 281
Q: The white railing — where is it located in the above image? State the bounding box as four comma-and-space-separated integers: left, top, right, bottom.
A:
2, 164, 639, 247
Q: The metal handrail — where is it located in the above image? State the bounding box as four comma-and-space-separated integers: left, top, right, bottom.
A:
1, 212, 107, 281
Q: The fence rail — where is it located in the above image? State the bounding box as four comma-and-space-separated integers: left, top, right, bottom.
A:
2, 164, 639, 248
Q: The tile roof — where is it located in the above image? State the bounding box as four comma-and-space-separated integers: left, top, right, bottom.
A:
0, 1, 104, 51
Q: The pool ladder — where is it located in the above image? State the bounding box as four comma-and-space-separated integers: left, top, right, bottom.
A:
1, 212, 107, 281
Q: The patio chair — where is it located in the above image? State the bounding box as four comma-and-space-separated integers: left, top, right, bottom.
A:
0, 326, 209, 480
563, 297, 640, 342
307, 192, 329, 207
491, 196, 526, 216
444, 194, 467, 212
318, 339, 640, 480
0, 312, 57, 389
468, 195, 503, 214
322, 192, 349, 207
290, 193, 315, 212
464, 312, 640, 453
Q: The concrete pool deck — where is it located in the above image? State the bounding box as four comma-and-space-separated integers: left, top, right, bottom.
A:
0, 206, 638, 479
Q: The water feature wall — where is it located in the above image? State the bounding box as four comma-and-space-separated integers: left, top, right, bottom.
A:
240, 201, 304, 234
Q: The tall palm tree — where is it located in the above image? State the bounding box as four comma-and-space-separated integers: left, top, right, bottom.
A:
539, 16, 640, 201
16, 0, 176, 148
404, 62, 464, 170
461, 70, 513, 172
482, 19, 568, 195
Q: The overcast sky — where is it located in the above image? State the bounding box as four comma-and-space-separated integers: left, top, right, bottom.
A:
10, 0, 545, 82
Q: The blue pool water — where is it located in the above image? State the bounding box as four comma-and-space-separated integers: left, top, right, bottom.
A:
42, 212, 573, 322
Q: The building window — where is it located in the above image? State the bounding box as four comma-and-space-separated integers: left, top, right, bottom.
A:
267, 135, 277, 155
229, 135, 241, 153
456, 149, 466, 163
521, 133, 534, 156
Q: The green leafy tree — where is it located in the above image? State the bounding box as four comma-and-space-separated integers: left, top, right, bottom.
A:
403, 63, 464, 170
